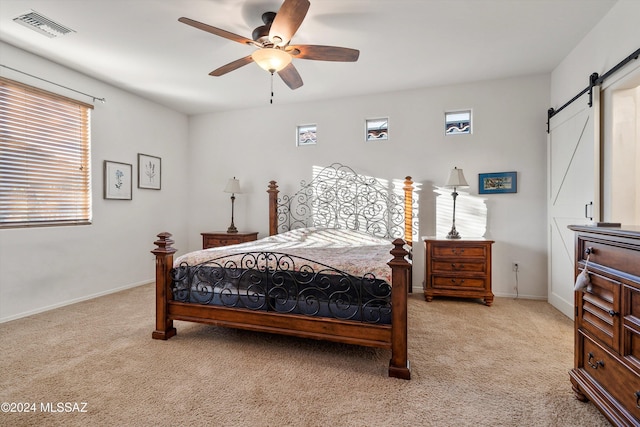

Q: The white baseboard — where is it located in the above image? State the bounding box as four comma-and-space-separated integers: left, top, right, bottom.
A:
413, 287, 548, 301
493, 291, 548, 301
0, 279, 152, 323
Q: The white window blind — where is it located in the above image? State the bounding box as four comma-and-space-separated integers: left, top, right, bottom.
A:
0, 77, 93, 228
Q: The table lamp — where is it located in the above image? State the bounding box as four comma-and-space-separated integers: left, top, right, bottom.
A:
444, 167, 468, 239
224, 177, 241, 233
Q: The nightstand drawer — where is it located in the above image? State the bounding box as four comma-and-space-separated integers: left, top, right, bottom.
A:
201, 232, 258, 249
432, 276, 487, 290
432, 245, 487, 259
432, 260, 486, 273
204, 236, 242, 247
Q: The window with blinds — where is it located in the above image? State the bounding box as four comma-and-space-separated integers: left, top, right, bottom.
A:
0, 77, 93, 228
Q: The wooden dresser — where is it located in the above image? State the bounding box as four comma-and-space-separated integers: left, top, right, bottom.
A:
201, 231, 258, 249
423, 237, 494, 306
568, 225, 640, 426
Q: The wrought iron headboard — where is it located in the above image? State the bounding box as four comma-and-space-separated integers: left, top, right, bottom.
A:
268, 163, 414, 243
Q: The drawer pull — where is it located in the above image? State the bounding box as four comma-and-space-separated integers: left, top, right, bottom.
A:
450, 279, 465, 285
636, 391, 640, 409
608, 309, 619, 317
451, 263, 465, 270
451, 248, 465, 255
587, 352, 604, 369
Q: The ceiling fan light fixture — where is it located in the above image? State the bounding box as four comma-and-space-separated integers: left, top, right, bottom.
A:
251, 48, 292, 73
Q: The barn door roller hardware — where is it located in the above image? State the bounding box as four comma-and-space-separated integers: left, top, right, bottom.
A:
547, 47, 640, 133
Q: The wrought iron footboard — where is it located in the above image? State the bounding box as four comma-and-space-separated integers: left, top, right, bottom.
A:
170, 251, 392, 324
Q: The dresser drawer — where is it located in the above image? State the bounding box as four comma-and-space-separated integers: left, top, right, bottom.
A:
432, 245, 487, 259
624, 285, 640, 368
626, 323, 640, 369
578, 236, 640, 278
581, 334, 640, 420
432, 276, 487, 290
628, 285, 640, 324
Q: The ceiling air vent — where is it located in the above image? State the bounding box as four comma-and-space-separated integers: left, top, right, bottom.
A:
13, 11, 75, 38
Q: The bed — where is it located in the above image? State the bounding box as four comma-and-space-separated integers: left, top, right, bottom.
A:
151, 163, 414, 379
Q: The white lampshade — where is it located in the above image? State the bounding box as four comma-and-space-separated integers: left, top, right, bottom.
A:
251, 48, 292, 73
224, 177, 241, 194
445, 167, 469, 188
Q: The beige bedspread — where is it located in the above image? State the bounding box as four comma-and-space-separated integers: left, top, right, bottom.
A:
174, 227, 400, 283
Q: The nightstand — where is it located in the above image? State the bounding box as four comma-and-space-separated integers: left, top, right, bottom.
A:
423, 237, 494, 306
201, 231, 258, 249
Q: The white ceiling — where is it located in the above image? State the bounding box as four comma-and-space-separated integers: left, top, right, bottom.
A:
0, 0, 617, 115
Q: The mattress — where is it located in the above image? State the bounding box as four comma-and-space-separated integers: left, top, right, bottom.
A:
170, 227, 401, 323
174, 227, 399, 283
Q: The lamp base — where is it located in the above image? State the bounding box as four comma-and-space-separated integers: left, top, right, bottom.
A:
446, 226, 461, 239
227, 225, 238, 234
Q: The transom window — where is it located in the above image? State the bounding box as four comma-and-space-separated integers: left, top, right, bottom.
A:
0, 77, 93, 228
445, 110, 472, 135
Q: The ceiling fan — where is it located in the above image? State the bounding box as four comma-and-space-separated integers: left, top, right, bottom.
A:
178, 0, 360, 90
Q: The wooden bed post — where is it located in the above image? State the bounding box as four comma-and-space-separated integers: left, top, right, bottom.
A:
268, 180, 279, 236
388, 239, 411, 380
151, 232, 177, 340
403, 176, 413, 246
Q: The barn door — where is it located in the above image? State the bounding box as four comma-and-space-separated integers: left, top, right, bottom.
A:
547, 89, 600, 318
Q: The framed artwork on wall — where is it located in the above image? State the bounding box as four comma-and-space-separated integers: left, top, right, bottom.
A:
104, 160, 132, 200
296, 124, 317, 146
478, 171, 517, 194
366, 118, 388, 141
138, 153, 161, 190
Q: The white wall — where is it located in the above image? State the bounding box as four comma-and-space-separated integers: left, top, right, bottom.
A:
550, 0, 640, 108
188, 74, 550, 299
0, 42, 190, 322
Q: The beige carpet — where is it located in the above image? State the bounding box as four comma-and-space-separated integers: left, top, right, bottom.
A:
0, 284, 609, 426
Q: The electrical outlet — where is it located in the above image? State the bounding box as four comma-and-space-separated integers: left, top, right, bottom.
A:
512, 262, 519, 272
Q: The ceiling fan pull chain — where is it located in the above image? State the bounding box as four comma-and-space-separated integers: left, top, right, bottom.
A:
270, 71, 274, 104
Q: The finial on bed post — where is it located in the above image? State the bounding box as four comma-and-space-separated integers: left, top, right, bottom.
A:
151, 232, 177, 340
268, 180, 279, 236
403, 176, 413, 246
388, 239, 411, 380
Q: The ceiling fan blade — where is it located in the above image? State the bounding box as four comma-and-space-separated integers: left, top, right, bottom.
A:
269, 0, 310, 47
287, 45, 360, 62
209, 56, 254, 76
277, 63, 304, 90
178, 17, 258, 47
